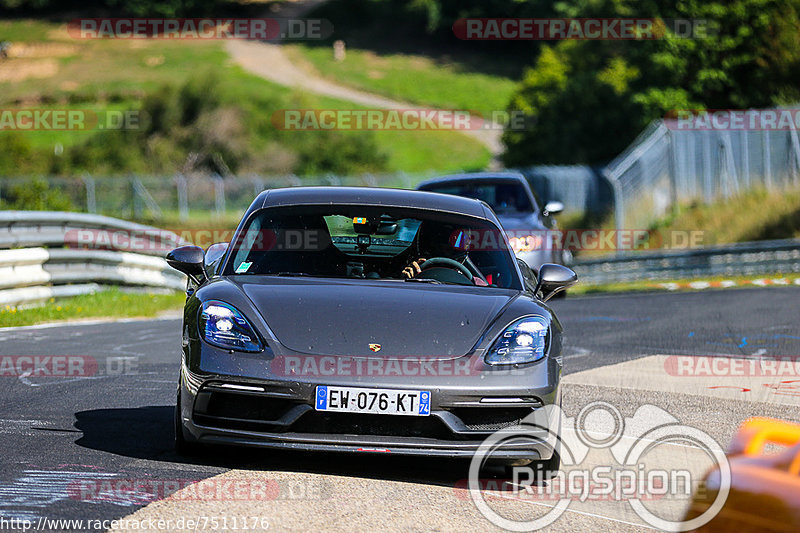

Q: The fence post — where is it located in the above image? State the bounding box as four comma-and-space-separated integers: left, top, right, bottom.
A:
667, 129, 678, 215
214, 175, 226, 219
789, 128, 800, 187
175, 174, 188, 222
130, 176, 141, 219
253, 177, 265, 197
741, 131, 750, 189
702, 133, 713, 202
606, 171, 625, 257
763, 130, 772, 190
82, 175, 96, 213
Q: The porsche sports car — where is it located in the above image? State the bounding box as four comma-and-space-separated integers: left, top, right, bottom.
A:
416, 171, 569, 272
167, 187, 576, 466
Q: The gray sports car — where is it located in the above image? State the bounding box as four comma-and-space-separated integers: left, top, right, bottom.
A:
416, 171, 569, 272
166, 187, 576, 467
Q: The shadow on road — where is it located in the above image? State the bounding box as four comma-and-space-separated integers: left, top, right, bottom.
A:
73, 406, 503, 489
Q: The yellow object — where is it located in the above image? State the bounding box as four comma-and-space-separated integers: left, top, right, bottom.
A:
686, 417, 800, 532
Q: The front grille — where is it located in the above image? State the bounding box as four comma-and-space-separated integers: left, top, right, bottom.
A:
449, 407, 535, 431
203, 391, 298, 421
290, 411, 453, 439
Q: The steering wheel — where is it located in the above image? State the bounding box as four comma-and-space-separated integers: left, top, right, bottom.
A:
419, 257, 474, 282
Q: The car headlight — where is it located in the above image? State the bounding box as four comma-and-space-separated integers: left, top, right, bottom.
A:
485, 316, 549, 365
508, 233, 545, 254
199, 300, 263, 352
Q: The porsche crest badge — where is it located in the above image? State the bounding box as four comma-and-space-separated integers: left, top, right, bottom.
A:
369, 343, 381, 352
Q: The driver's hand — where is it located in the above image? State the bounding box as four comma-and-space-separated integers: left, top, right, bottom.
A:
401, 258, 426, 279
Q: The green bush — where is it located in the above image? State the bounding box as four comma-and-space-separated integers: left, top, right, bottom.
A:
0, 177, 74, 211
47, 73, 389, 177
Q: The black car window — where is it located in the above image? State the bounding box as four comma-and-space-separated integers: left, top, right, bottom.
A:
223, 205, 521, 290
423, 181, 534, 214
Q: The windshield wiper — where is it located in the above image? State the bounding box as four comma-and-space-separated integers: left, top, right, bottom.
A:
404, 278, 442, 284
271, 272, 311, 277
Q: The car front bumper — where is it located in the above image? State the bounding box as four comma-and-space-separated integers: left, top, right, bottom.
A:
178, 350, 561, 462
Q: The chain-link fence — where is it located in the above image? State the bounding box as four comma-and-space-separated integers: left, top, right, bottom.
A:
0, 172, 435, 222
605, 119, 800, 244
0, 168, 614, 221
519, 165, 611, 214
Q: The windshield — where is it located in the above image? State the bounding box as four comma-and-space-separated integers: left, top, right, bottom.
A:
224, 205, 521, 289
422, 181, 535, 214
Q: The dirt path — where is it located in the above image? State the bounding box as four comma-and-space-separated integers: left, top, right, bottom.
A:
225, 10, 503, 161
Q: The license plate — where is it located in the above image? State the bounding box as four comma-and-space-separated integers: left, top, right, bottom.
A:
315, 386, 430, 416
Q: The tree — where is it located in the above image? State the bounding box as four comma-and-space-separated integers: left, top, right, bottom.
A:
503, 0, 800, 165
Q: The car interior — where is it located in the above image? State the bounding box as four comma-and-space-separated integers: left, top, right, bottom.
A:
225, 206, 521, 289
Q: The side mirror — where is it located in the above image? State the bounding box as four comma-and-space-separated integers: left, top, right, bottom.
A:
166, 245, 206, 284
543, 201, 564, 216
204, 242, 229, 278
535, 263, 577, 302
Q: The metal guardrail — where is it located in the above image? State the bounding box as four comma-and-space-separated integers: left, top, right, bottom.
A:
0, 211, 185, 255
0, 211, 187, 306
2, 212, 798, 304
571, 238, 800, 284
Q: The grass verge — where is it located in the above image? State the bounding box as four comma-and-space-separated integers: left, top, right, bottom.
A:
571, 273, 800, 296
649, 187, 800, 245
0, 288, 184, 328
0, 19, 489, 174
284, 44, 518, 120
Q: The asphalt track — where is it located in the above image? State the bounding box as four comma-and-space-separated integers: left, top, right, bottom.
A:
0, 287, 799, 532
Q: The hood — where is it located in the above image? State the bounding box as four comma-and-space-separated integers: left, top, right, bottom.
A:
495, 212, 543, 232
234, 277, 516, 359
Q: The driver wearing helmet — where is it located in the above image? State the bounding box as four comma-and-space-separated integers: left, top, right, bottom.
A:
401, 226, 488, 285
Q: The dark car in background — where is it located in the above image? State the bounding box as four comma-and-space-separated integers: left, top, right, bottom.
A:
416, 172, 568, 273
166, 186, 577, 468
